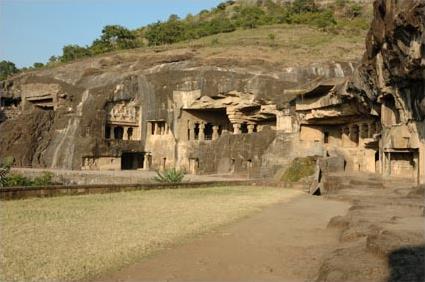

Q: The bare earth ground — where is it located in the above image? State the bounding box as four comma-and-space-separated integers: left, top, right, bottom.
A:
0, 187, 301, 282
96, 173, 425, 282
95, 196, 349, 282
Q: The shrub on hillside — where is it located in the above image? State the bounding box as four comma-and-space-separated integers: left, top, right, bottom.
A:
289, 10, 336, 30
0, 156, 14, 187
32, 172, 54, 186
1, 171, 55, 188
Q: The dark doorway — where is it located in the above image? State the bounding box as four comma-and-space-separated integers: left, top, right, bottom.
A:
241, 123, 248, 134
127, 127, 133, 140
324, 131, 329, 144
204, 123, 213, 140
194, 123, 200, 140
114, 126, 124, 140
105, 126, 111, 139
121, 152, 145, 170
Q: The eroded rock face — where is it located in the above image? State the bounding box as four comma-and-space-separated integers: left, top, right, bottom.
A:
0, 52, 354, 176
0, 0, 422, 183
351, 0, 425, 120
293, 0, 424, 184
352, 0, 425, 184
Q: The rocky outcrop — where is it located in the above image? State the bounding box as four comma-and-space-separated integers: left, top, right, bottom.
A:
350, 0, 425, 120
0, 47, 355, 174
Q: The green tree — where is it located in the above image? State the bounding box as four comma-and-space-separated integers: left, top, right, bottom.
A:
0, 60, 19, 81
33, 62, 44, 69
145, 19, 187, 46
60, 45, 90, 63
235, 6, 267, 29
48, 56, 58, 63
99, 25, 138, 50
291, 0, 318, 14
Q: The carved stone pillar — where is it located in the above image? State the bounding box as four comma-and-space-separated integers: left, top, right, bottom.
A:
111, 126, 115, 140
143, 154, 151, 170
247, 124, 255, 134
369, 122, 376, 138
123, 126, 129, 140
341, 127, 349, 147
349, 125, 359, 146
189, 122, 195, 141
147, 122, 152, 136
212, 125, 219, 140
154, 123, 160, 135
233, 123, 241, 134
199, 122, 205, 140
364, 123, 369, 138
164, 123, 168, 135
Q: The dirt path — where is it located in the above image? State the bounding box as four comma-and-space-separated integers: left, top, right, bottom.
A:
95, 195, 350, 282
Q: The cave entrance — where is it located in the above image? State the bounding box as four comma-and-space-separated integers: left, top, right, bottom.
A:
121, 152, 145, 170
384, 150, 418, 179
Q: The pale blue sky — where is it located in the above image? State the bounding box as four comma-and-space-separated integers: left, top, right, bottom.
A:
0, 0, 223, 68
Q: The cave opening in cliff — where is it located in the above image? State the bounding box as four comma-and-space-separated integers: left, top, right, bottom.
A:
241, 123, 248, 134
1, 97, 21, 107
384, 150, 419, 179
127, 127, 133, 140
121, 152, 144, 170
114, 126, 124, 140
183, 108, 232, 140
105, 126, 111, 139
26, 96, 54, 110
382, 95, 401, 126
204, 123, 213, 140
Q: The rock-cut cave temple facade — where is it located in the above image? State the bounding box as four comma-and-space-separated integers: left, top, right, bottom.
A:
0, 0, 424, 184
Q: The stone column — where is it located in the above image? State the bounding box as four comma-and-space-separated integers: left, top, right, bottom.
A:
154, 123, 160, 135
370, 122, 377, 138
164, 123, 168, 135
147, 122, 152, 136
367, 123, 373, 138
247, 124, 255, 134
212, 125, 219, 140
111, 126, 115, 140
143, 154, 150, 170
123, 126, 129, 140
233, 123, 241, 134
341, 127, 349, 147
199, 122, 205, 140
189, 122, 195, 141
349, 125, 358, 147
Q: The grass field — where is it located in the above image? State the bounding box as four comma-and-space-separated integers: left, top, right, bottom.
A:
0, 186, 302, 281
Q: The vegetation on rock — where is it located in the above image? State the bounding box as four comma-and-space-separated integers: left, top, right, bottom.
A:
281, 156, 317, 182
154, 168, 186, 183
0, 156, 14, 187
1, 169, 54, 188
0, 61, 19, 81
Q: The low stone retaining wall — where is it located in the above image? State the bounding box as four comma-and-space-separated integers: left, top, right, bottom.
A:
0, 180, 276, 201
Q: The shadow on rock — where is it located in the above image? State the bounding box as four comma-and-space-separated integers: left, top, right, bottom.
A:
388, 245, 424, 282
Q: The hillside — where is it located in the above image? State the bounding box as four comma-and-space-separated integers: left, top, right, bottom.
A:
0, 0, 373, 76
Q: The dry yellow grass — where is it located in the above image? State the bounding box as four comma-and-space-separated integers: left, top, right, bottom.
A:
0, 186, 302, 281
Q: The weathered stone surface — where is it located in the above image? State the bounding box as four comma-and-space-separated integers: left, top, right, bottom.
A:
0, 48, 355, 177
0, 0, 423, 184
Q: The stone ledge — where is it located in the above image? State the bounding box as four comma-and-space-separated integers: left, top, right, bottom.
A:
0, 180, 276, 201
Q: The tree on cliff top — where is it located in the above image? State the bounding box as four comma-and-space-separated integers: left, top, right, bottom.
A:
0, 60, 19, 81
